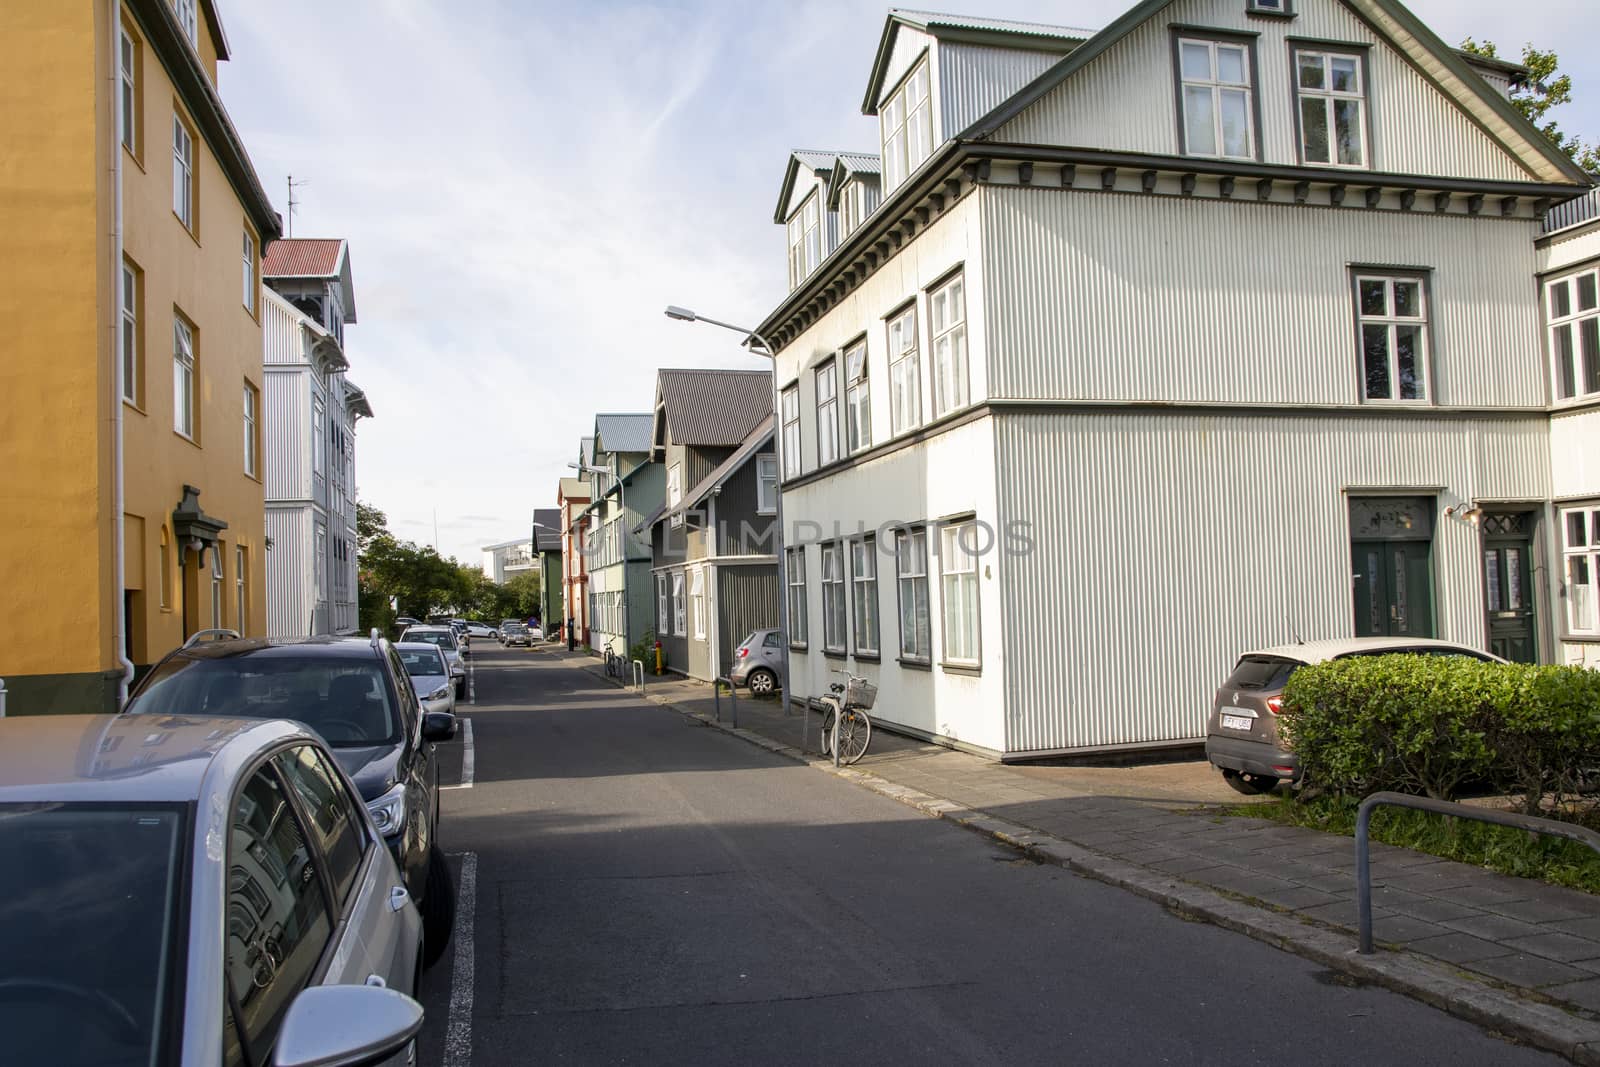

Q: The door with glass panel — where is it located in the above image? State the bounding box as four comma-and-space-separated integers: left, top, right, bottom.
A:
1481, 512, 1537, 663
1349, 497, 1435, 639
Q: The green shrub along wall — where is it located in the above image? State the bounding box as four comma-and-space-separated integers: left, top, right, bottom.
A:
1280, 656, 1600, 812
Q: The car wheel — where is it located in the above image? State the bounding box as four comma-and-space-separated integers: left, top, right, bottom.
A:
747, 668, 777, 696
420, 844, 456, 970
1221, 768, 1279, 796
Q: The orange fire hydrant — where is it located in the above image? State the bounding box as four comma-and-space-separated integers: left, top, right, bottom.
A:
654, 640, 663, 675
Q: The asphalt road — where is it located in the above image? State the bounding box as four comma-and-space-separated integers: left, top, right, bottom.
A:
415, 643, 1557, 1066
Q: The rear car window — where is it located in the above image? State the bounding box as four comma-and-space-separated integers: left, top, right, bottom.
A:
1224, 655, 1301, 691
1335, 646, 1497, 663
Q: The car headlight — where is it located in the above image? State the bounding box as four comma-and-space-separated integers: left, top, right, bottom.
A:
426, 684, 451, 701
366, 783, 407, 836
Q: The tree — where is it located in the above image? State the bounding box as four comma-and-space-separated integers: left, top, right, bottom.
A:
1461, 39, 1600, 174
356, 498, 479, 631
357, 501, 389, 554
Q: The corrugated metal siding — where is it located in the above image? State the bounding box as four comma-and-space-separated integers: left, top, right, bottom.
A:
939, 43, 1060, 137
264, 370, 309, 500
714, 449, 779, 557
1545, 190, 1600, 236
1551, 408, 1600, 499
995, 0, 1528, 182
716, 564, 780, 678
265, 508, 312, 639
877, 26, 933, 114
658, 369, 771, 446
993, 409, 1550, 754
262, 292, 307, 366
979, 185, 1543, 406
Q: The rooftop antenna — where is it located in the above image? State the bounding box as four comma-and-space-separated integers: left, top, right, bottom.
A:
286, 174, 309, 237
433, 509, 440, 553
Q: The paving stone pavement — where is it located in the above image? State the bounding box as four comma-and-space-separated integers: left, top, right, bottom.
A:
555, 649, 1600, 1039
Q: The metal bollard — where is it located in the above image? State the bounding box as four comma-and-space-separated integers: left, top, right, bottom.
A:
632, 660, 645, 692
713, 677, 737, 728
0, 676, 6, 718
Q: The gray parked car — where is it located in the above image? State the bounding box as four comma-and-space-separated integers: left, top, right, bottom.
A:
730, 628, 785, 694
398, 641, 458, 716
0, 713, 424, 1067
400, 625, 467, 696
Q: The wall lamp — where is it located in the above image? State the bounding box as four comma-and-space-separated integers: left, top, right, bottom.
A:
1443, 503, 1484, 526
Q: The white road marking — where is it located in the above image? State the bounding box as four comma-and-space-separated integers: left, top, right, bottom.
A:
442, 850, 477, 1067
443, 717, 474, 790
466, 655, 476, 704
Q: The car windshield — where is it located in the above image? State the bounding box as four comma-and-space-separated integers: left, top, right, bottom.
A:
128, 656, 400, 747
399, 649, 447, 676
0, 802, 187, 1067
405, 630, 457, 651
506, 624, 527, 633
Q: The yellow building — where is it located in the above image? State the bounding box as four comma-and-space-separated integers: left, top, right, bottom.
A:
0, 0, 280, 713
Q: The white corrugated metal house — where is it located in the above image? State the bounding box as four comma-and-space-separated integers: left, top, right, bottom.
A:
481, 538, 535, 584
577, 414, 663, 655
261, 239, 371, 638
757, 1, 1595, 759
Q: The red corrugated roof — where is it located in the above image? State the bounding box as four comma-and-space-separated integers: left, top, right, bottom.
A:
261, 238, 344, 278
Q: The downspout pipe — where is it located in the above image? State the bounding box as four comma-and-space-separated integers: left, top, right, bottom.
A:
110, 0, 135, 706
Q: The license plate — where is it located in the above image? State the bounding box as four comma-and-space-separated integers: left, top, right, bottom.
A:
1221, 714, 1254, 732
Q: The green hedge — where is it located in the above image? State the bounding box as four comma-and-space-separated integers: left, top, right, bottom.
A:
1280, 656, 1600, 811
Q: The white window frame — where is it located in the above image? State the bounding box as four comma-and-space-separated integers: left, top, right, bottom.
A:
929, 272, 968, 417
756, 454, 778, 515
668, 463, 683, 529
821, 542, 847, 654
242, 230, 256, 313
656, 573, 669, 633
671, 571, 686, 636
896, 526, 932, 663
173, 314, 195, 438
851, 537, 879, 657
1295, 49, 1368, 168
1547, 268, 1600, 402
786, 547, 807, 648
887, 304, 921, 435
121, 261, 139, 405
172, 114, 193, 229
1177, 37, 1255, 161
690, 567, 706, 640
844, 341, 871, 454
211, 544, 224, 629
787, 190, 822, 288
939, 522, 981, 667
815, 358, 839, 467
176, 0, 198, 45
1563, 507, 1600, 636
1355, 273, 1430, 404
313, 394, 326, 476
839, 181, 863, 236
881, 57, 933, 192
119, 28, 137, 154
314, 526, 327, 596
780, 384, 801, 478
242, 380, 258, 477
235, 545, 247, 632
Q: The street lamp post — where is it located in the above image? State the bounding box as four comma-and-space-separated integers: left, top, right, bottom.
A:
571, 462, 629, 657
664, 306, 794, 722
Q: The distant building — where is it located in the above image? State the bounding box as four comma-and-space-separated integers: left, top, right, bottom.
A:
556, 472, 592, 643
532, 507, 563, 630
576, 414, 662, 654
482, 538, 534, 584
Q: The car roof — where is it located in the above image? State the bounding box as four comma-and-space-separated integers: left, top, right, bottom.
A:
163, 635, 384, 663
402, 625, 451, 633
0, 714, 320, 803
1240, 636, 1501, 664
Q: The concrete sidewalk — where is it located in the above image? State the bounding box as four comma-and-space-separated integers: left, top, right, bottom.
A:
553, 647, 1600, 1061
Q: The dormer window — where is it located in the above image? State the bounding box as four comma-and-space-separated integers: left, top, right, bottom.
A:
839, 182, 863, 237
176, 0, 198, 46
1177, 37, 1257, 160
881, 58, 932, 191
1296, 49, 1368, 168
787, 191, 822, 288
1246, 0, 1292, 15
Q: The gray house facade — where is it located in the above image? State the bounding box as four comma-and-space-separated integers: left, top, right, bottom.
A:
579, 414, 662, 656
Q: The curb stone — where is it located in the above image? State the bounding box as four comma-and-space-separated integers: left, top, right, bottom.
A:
570, 656, 1600, 1063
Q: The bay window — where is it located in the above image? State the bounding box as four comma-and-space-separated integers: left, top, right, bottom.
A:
1565, 508, 1600, 635
1547, 268, 1600, 401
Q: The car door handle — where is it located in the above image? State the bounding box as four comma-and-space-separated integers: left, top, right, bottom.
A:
389, 886, 410, 912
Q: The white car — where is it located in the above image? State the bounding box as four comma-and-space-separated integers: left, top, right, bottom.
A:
397, 642, 457, 716
465, 622, 497, 639
399, 626, 467, 697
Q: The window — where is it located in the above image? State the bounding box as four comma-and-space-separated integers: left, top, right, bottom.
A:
929, 273, 969, 417
1178, 37, 1255, 160
243, 381, 259, 477
672, 571, 686, 635
787, 192, 822, 288
242, 231, 256, 313
1547, 268, 1600, 401
211, 545, 223, 627
657, 573, 669, 632
839, 181, 865, 236
119, 28, 139, 155
1296, 49, 1367, 167
176, 0, 198, 45
940, 522, 980, 665
851, 537, 879, 656
887, 305, 920, 435
1355, 274, 1429, 402
1249, 0, 1289, 11
121, 260, 141, 405
159, 527, 172, 609
226, 767, 333, 1059
235, 545, 247, 631
315, 526, 326, 594
821, 542, 847, 654
1564, 508, 1600, 635
845, 341, 871, 453
786, 547, 808, 647
172, 114, 194, 229
313, 395, 326, 475
881, 57, 933, 191
690, 568, 706, 639
275, 745, 364, 907
757, 454, 778, 515
896, 527, 932, 662
780, 384, 801, 478
815, 359, 839, 466
173, 313, 195, 438
668, 463, 683, 528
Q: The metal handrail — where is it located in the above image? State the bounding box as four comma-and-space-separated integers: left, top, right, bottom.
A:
713, 677, 737, 728
1356, 790, 1600, 954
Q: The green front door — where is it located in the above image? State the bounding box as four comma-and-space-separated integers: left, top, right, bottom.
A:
1352, 541, 1436, 638
1482, 512, 1537, 663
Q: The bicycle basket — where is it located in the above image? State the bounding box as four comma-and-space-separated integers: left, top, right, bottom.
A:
843, 678, 877, 709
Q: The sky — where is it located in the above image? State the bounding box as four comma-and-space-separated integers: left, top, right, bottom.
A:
218, 0, 1600, 567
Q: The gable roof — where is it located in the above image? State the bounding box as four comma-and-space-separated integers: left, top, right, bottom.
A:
958, 0, 1593, 186
262, 238, 358, 324
654, 369, 772, 451
773, 150, 872, 224
557, 476, 590, 505
644, 416, 776, 533
863, 8, 1094, 116
593, 413, 654, 456
578, 436, 595, 469
532, 508, 562, 551
828, 155, 882, 209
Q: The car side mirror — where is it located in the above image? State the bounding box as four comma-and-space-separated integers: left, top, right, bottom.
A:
422, 710, 457, 742
272, 984, 423, 1067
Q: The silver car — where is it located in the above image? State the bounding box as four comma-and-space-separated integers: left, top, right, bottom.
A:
400, 625, 466, 696
729, 628, 785, 694
0, 713, 424, 1067
398, 640, 458, 716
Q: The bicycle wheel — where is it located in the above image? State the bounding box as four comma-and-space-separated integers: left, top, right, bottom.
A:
818, 699, 839, 757
835, 708, 871, 765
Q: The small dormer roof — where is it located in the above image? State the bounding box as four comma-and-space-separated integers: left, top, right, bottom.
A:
261, 238, 358, 324
827, 155, 882, 209
773, 150, 850, 225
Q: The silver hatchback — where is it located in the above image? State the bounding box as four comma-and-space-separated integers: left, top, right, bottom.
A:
730, 628, 786, 694
0, 714, 425, 1067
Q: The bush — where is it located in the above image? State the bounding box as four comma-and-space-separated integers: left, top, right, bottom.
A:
1280, 656, 1600, 810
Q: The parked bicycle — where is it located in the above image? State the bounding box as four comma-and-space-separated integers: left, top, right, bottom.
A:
819, 671, 875, 765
